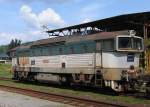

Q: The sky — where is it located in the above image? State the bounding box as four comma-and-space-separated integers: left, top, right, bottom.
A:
0, 0, 149, 45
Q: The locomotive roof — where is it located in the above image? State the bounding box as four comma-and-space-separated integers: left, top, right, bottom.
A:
31, 30, 130, 47
8, 44, 32, 52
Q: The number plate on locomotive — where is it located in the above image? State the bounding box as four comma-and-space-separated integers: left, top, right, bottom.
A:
127, 53, 135, 62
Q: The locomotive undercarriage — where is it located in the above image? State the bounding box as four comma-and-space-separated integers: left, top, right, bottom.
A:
13, 71, 95, 85
12, 69, 145, 92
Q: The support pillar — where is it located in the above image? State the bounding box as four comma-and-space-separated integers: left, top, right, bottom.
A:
144, 25, 148, 39
143, 24, 148, 73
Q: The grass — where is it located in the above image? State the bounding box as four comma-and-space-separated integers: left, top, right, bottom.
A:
0, 63, 149, 105
0, 63, 12, 78
0, 80, 149, 105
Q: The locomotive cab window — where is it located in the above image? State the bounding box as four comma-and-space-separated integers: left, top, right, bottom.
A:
133, 38, 143, 50
117, 36, 143, 51
96, 42, 101, 51
118, 37, 131, 49
101, 39, 114, 51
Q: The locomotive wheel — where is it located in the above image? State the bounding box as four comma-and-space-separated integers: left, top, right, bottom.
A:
146, 81, 150, 98
13, 71, 19, 80
60, 75, 72, 86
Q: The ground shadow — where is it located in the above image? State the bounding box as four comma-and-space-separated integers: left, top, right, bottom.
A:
13, 80, 118, 96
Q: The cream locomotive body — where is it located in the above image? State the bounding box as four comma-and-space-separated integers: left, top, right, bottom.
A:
11, 31, 144, 91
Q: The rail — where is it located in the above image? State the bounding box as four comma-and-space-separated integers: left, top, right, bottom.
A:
0, 84, 128, 107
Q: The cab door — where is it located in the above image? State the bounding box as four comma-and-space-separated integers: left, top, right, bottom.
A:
96, 41, 102, 67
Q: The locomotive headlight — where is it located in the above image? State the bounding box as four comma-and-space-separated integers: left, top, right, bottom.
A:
130, 30, 136, 36
137, 43, 141, 50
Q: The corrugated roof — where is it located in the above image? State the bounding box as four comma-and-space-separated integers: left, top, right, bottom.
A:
47, 11, 150, 33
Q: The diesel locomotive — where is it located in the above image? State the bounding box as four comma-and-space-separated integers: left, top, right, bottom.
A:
10, 30, 144, 92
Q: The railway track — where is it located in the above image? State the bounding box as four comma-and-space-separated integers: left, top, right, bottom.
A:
0, 77, 12, 81
0, 77, 148, 107
0, 84, 127, 107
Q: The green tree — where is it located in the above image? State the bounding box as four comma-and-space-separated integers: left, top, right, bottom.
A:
8, 39, 21, 50
0, 45, 8, 53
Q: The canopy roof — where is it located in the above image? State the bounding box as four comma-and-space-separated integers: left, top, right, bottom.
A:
47, 11, 150, 37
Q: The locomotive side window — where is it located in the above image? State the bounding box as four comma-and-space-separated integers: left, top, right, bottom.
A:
70, 46, 75, 54
96, 42, 101, 51
52, 46, 59, 55
102, 39, 114, 51
80, 42, 95, 53
49, 47, 53, 55
82, 44, 88, 53
83, 45, 88, 52
44, 47, 49, 56
59, 47, 63, 54
32, 48, 40, 56
31, 50, 34, 56
40, 48, 43, 56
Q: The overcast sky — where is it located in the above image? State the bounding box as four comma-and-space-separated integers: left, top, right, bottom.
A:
0, 0, 149, 45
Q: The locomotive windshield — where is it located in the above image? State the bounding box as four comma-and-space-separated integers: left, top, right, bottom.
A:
133, 38, 143, 50
118, 36, 143, 51
118, 37, 131, 49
